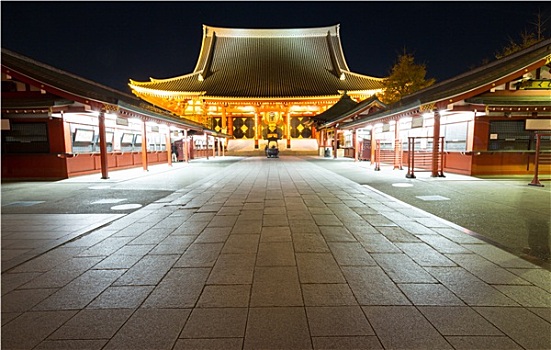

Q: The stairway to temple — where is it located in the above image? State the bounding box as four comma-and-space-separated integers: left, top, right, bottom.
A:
226, 139, 319, 156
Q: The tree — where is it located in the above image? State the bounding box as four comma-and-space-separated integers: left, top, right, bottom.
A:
495, 30, 542, 59
378, 50, 435, 105
495, 10, 549, 59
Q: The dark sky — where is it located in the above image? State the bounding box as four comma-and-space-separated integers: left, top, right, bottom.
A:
2, 1, 550, 92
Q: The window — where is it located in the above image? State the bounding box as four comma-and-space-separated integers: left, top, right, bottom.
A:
443, 122, 468, 151
489, 121, 531, 150
121, 133, 135, 152
72, 128, 95, 153
2, 122, 49, 153
73, 128, 94, 143
1, 81, 17, 92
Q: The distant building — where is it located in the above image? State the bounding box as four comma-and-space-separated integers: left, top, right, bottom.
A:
129, 25, 384, 154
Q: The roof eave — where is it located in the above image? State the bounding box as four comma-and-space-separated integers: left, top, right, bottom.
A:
341, 100, 422, 129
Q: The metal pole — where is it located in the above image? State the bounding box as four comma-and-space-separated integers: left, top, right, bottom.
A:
375, 140, 381, 171
431, 109, 441, 177
406, 137, 416, 178
141, 120, 148, 171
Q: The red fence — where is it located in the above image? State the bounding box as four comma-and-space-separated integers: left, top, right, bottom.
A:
406, 137, 445, 178
374, 140, 403, 171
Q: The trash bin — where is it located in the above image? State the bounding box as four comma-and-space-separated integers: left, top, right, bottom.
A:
324, 148, 331, 157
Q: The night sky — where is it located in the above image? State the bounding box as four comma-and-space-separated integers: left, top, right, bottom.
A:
2, 2, 550, 92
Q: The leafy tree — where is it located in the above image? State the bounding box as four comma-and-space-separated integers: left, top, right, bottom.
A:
378, 50, 435, 105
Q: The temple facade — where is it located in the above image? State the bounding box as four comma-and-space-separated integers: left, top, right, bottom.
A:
129, 25, 384, 153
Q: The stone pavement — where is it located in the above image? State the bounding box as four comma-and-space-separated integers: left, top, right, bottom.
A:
1, 214, 124, 273
1, 156, 550, 349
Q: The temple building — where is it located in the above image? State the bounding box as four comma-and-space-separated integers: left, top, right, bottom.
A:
4, 25, 547, 180
128, 24, 384, 154
1, 49, 222, 180
317, 39, 551, 177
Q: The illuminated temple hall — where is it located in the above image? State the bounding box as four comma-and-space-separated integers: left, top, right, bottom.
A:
128, 25, 384, 154
2, 26, 549, 180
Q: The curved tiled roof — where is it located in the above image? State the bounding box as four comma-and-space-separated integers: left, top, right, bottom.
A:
312, 93, 359, 123
313, 94, 387, 128
129, 25, 384, 99
1, 48, 207, 132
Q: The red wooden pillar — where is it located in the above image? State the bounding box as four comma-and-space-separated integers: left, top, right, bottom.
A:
286, 112, 291, 149
353, 129, 358, 162
184, 129, 189, 162
212, 136, 216, 158
98, 110, 109, 179
370, 127, 376, 164
393, 119, 401, 170
141, 120, 148, 171
228, 116, 233, 137
206, 134, 210, 160
320, 129, 325, 156
254, 113, 259, 149
189, 135, 195, 160
333, 128, 338, 159
219, 137, 224, 157
431, 109, 441, 177
166, 133, 172, 166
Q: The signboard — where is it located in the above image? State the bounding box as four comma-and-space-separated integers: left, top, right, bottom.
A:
1, 119, 10, 130
526, 119, 551, 131
412, 116, 423, 128
116, 117, 129, 126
